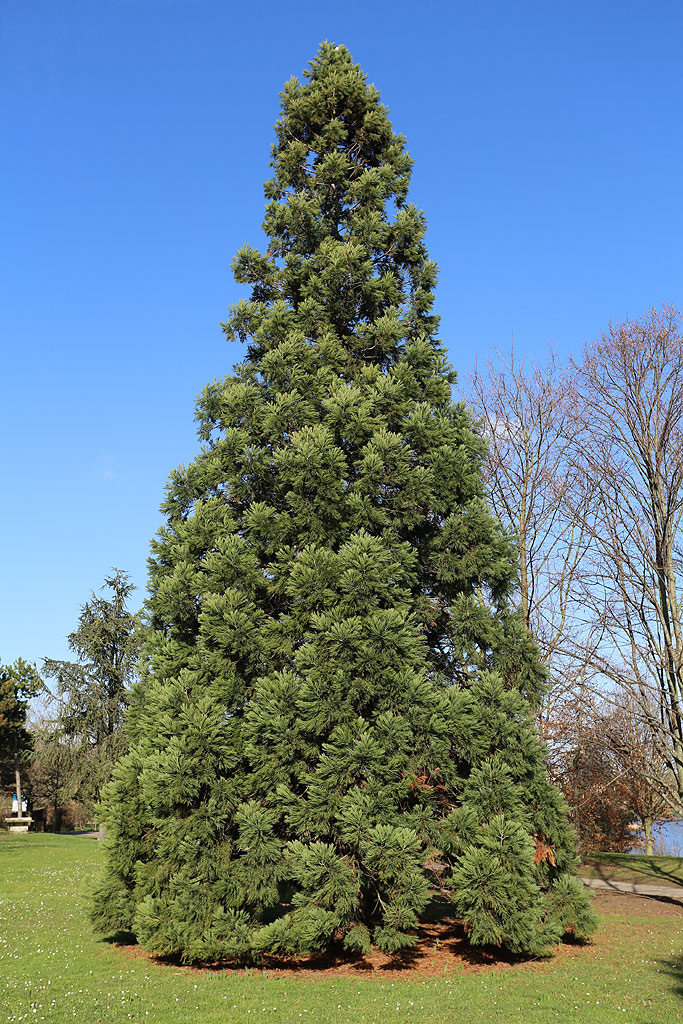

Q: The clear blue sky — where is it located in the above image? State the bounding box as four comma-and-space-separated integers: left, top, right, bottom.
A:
2, 0, 682, 672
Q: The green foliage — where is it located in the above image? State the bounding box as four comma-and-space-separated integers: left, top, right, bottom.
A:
28, 725, 79, 826
43, 570, 140, 809
0, 658, 42, 791
93, 43, 594, 961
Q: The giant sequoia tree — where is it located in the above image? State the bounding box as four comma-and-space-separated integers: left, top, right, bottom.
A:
93, 44, 594, 960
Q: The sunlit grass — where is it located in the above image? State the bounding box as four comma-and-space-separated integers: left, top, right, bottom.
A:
580, 852, 683, 886
1, 832, 682, 1023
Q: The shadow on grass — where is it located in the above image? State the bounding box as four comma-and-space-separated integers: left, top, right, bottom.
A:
590, 885, 683, 908
648, 861, 683, 887
115, 897, 590, 977
657, 956, 683, 998
583, 854, 683, 888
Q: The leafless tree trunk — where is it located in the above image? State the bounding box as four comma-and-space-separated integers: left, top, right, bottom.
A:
467, 347, 591, 734
599, 691, 671, 849
467, 309, 683, 823
569, 306, 683, 816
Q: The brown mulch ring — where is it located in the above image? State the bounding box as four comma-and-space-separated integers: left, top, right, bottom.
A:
112, 890, 683, 980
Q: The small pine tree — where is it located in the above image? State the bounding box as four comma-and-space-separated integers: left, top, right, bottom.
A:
93, 43, 595, 960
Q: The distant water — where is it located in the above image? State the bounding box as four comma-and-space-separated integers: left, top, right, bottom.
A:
656, 820, 683, 855
631, 820, 683, 856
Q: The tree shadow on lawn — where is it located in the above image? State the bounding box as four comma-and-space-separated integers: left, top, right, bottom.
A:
584, 855, 683, 888
110, 897, 591, 980
646, 861, 683, 887
657, 956, 683, 999
591, 886, 683, 909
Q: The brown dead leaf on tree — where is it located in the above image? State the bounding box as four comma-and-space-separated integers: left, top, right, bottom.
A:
534, 836, 556, 866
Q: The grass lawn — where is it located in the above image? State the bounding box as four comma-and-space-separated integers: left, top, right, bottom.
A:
1, 834, 682, 1023
580, 852, 683, 887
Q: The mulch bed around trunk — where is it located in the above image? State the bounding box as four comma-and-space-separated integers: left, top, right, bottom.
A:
110, 889, 682, 980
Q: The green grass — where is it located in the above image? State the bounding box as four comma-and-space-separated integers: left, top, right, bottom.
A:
580, 852, 683, 887
1, 833, 682, 1023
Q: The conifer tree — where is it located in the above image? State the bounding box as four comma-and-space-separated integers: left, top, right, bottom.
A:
93, 43, 595, 960
44, 570, 140, 809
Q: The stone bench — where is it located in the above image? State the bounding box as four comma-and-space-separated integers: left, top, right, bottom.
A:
4, 816, 33, 834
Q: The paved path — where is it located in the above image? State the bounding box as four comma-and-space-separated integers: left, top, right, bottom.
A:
579, 877, 683, 902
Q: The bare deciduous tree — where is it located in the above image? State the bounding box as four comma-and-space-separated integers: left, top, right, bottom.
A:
545, 693, 636, 855
602, 693, 671, 854
467, 309, 683, 832
569, 305, 683, 817
467, 348, 590, 735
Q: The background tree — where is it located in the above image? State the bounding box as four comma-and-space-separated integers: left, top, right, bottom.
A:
43, 569, 140, 811
466, 349, 590, 739
602, 693, 671, 855
0, 658, 42, 815
27, 722, 79, 832
548, 695, 634, 855
93, 43, 594, 962
568, 306, 683, 819
471, 321, 683, 844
